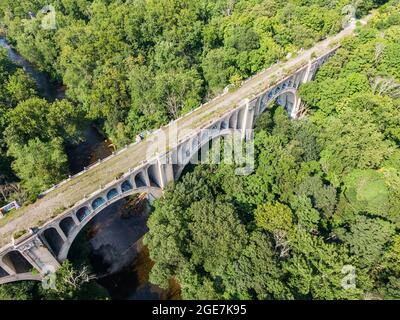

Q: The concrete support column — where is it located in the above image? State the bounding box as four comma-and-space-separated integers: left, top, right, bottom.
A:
230, 111, 239, 129
241, 99, 256, 139
290, 95, 302, 119
0, 257, 16, 275
18, 236, 60, 275
157, 155, 176, 189
147, 187, 163, 204
255, 96, 262, 116
156, 157, 167, 189
163, 163, 175, 184
239, 99, 249, 136
143, 169, 151, 188
19, 249, 42, 274
302, 60, 313, 83
71, 214, 80, 226
55, 225, 67, 242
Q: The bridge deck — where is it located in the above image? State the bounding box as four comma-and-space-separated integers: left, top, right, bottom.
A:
0, 272, 42, 285
0, 22, 360, 248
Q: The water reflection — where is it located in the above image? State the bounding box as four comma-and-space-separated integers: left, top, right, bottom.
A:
68, 195, 181, 300
0, 36, 64, 101
0, 36, 113, 172
66, 125, 113, 174
0, 35, 176, 300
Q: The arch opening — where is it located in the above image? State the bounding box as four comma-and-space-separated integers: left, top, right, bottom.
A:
258, 92, 269, 114
60, 217, 76, 237
236, 108, 245, 129
257, 89, 298, 120
2, 251, 34, 274
42, 228, 64, 256
173, 164, 182, 180
229, 113, 237, 129
183, 145, 191, 162
107, 188, 119, 200
209, 136, 222, 164
184, 142, 193, 161
175, 132, 230, 181
92, 197, 106, 210
134, 172, 146, 188
65, 192, 152, 277
191, 136, 199, 150
76, 206, 91, 222
121, 180, 133, 193
221, 120, 228, 130
275, 91, 296, 116
147, 164, 161, 188
0, 266, 8, 277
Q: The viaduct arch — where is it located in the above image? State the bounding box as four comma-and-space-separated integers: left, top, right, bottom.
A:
0, 43, 338, 285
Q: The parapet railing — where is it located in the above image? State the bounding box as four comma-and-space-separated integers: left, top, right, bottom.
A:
37, 45, 339, 199
3, 46, 344, 252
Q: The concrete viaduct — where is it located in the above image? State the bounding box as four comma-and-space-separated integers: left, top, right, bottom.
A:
0, 19, 364, 285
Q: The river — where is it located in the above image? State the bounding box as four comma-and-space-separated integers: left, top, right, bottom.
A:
0, 36, 64, 101
68, 195, 181, 300
0, 35, 113, 171
0, 36, 177, 300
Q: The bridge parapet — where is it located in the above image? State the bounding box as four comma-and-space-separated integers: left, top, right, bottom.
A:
34, 46, 339, 202
0, 40, 342, 284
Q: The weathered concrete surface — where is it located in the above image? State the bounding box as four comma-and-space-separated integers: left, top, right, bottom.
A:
0, 17, 367, 249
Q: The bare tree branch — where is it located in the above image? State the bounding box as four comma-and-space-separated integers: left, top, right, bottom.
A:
374, 43, 385, 66
370, 76, 400, 99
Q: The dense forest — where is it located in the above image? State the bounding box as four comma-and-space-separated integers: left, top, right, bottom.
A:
0, 0, 383, 201
0, 0, 399, 300
144, 2, 400, 299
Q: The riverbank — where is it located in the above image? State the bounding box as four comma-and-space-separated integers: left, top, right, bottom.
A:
0, 35, 113, 172
68, 195, 181, 300
0, 35, 64, 101
0, 32, 180, 301
66, 125, 113, 175
96, 242, 181, 300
